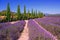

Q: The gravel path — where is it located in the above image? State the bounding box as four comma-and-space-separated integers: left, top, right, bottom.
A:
18, 20, 29, 40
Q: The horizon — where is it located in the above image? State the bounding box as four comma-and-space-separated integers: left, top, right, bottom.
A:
0, 0, 60, 14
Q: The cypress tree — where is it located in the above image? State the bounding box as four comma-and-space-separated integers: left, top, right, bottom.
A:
28, 10, 30, 19
17, 5, 21, 20
33, 11, 36, 18
35, 10, 38, 18
6, 3, 11, 22
0, 12, 1, 16
38, 11, 44, 18
23, 5, 27, 20
24, 5, 26, 16
32, 9, 34, 15
31, 9, 34, 18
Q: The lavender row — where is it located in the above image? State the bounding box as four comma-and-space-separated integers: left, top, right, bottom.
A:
0, 20, 26, 40
35, 17, 60, 40
35, 17, 60, 26
27, 19, 56, 40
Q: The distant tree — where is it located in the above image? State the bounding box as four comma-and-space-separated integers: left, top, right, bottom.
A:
6, 3, 11, 22
35, 10, 38, 18
28, 10, 30, 19
17, 5, 21, 20
38, 11, 44, 18
23, 5, 27, 20
31, 9, 34, 18
32, 9, 34, 15
0, 12, 1, 16
24, 5, 26, 16
33, 11, 36, 18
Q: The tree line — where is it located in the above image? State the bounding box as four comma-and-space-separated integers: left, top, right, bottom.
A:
0, 3, 44, 22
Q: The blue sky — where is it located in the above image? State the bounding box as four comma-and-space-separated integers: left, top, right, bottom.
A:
0, 0, 60, 14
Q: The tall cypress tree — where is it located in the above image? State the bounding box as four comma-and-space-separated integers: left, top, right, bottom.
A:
17, 5, 21, 20
24, 5, 26, 16
31, 9, 34, 18
35, 10, 38, 18
33, 11, 35, 18
32, 9, 33, 15
6, 3, 11, 22
23, 5, 27, 20
0, 12, 1, 16
28, 10, 30, 19
38, 11, 44, 18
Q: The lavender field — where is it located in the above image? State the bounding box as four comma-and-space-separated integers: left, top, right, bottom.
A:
27, 19, 57, 40
0, 17, 60, 40
0, 20, 25, 40
0, 0, 60, 40
35, 17, 60, 40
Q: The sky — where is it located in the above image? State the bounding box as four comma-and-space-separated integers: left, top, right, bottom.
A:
0, 0, 60, 14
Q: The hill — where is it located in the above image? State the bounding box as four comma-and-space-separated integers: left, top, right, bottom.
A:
45, 13, 60, 17
0, 10, 16, 16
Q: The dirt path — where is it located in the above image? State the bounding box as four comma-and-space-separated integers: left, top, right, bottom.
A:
18, 20, 29, 40
33, 20, 58, 40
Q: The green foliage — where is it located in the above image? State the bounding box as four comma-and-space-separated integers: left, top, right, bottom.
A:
31, 9, 34, 19
38, 11, 44, 18
33, 11, 36, 18
17, 5, 21, 20
0, 11, 6, 16
0, 12, 1, 16
0, 4, 44, 22
35, 10, 38, 18
23, 5, 28, 20
6, 3, 11, 22
24, 5, 26, 16
27, 10, 31, 19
